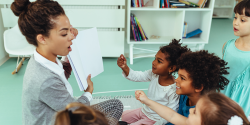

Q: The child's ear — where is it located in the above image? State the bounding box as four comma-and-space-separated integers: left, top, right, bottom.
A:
169, 65, 177, 73
195, 85, 204, 93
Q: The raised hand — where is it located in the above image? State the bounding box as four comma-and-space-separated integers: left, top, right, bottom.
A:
85, 74, 94, 94
117, 54, 127, 69
117, 54, 130, 76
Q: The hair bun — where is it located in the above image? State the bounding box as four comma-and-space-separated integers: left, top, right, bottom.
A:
11, 0, 31, 16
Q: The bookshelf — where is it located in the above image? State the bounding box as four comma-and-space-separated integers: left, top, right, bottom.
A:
126, 0, 215, 64
213, 0, 235, 18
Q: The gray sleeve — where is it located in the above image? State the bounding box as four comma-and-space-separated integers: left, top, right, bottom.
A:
39, 77, 90, 111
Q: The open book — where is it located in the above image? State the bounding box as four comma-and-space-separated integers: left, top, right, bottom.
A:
67, 27, 104, 91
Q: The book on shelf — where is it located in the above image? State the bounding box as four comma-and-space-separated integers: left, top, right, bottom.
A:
183, 22, 188, 38
169, 0, 193, 8
186, 29, 202, 38
197, 0, 207, 8
68, 28, 104, 91
131, 0, 145, 7
160, 0, 170, 8
130, 14, 148, 41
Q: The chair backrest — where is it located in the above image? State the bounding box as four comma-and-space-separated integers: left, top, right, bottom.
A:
4, 24, 35, 55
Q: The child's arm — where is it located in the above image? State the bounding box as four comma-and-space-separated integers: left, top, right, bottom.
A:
135, 90, 187, 125
117, 54, 153, 82
117, 54, 130, 76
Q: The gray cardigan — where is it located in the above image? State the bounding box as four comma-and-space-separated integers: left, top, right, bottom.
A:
22, 56, 89, 125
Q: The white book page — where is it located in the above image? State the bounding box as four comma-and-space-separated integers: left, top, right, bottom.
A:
68, 27, 104, 91
76, 27, 104, 79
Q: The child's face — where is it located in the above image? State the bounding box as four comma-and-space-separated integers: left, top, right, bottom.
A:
152, 51, 171, 75
175, 69, 195, 95
233, 9, 250, 37
186, 98, 202, 125
43, 15, 74, 56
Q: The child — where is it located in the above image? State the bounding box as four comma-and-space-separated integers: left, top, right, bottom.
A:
135, 92, 250, 125
55, 102, 109, 125
221, 0, 250, 116
11, 0, 123, 125
117, 39, 190, 125
136, 50, 229, 125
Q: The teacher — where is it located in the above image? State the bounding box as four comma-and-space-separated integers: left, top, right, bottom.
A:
10, 0, 123, 125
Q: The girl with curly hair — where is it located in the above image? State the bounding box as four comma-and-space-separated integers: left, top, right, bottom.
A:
221, 0, 250, 116
134, 50, 230, 125
117, 39, 190, 125
135, 92, 250, 125
11, 0, 123, 125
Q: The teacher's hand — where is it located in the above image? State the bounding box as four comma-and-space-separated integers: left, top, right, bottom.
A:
85, 74, 94, 94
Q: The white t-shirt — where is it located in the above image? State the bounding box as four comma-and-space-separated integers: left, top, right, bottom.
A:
123, 68, 179, 125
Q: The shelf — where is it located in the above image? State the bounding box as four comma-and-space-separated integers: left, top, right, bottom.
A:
128, 36, 207, 44
213, 16, 231, 18
127, 0, 215, 64
130, 7, 212, 11
214, 6, 234, 8
182, 37, 207, 44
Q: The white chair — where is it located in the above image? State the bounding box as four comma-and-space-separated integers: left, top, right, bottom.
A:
4, 24, 36, 74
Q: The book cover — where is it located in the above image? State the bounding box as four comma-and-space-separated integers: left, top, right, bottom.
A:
186, 29, 202, 38
139, 0, 142, 7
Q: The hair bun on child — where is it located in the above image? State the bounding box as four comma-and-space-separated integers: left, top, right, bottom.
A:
11, 0, 31, 16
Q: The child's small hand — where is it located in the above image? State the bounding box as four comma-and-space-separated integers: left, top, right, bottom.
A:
117, 54, 127, 69
135, 90, 148, 104
70, 25, 78, 39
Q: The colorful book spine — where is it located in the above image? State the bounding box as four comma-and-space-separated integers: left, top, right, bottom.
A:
141, 0, 144, 7
132, 14, 140, 41
133, 16, 143, 41
131, 0, 135, 7
135, 17, 146, 41
139, 0, 141, 7
130, 15, 137, 41
162, 0, 165, 8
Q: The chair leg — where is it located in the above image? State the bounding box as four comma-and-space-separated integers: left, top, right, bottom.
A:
12, 57, 25, 75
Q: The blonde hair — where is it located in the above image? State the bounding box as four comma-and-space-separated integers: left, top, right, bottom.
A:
55, 103, 108, 125
200, 93, 250, 125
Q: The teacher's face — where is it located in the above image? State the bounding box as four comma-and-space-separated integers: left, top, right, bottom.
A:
44, 15, 74, 56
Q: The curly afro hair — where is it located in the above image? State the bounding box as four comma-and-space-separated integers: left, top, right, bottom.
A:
177, 50, 229, 94
160, 39, 191, 75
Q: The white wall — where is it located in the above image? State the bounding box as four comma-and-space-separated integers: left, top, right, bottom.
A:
0, 5, 9, 66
